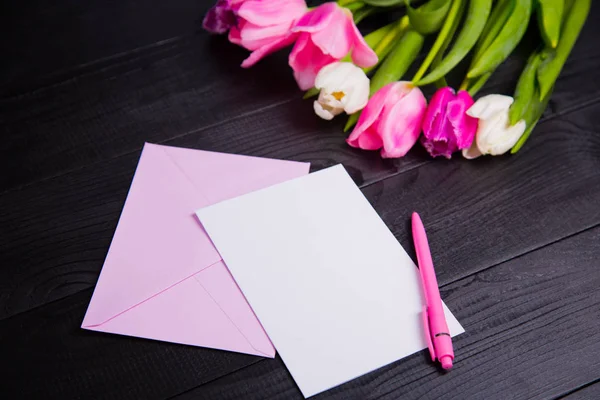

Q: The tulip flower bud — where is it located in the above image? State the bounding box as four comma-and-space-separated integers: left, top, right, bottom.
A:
203, 0, 237, 34
228, 0, 307, 68
290, 3, 378, 90
313, 62, 370, 120
462, 94, 526, 159
421, 87, 477, 159
347, 82, 427, 158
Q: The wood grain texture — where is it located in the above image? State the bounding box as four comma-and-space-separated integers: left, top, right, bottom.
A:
2, 1, 600, 319
1, 102, 600, 398
560, 381, 600, 400
2, 0, 600, 398
2, 97, 599, 321
0, 34, 421, 194
174, 226, 600, 400
2, 1, 600, 194
0, 289, 262, 400
0, 0, 203, 94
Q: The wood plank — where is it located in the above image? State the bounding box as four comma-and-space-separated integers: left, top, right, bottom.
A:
173, 226, 600, 400
0, 36, 295, 192
2, 1, 599, 193
559, 381, 600, 400
1, 98, 600, 321
0, 32, 424, 194
0, 289, 263, 400
0, 0, 203, 94
0, 141, 420, 321
1, 102, 600, 397
3, 2, 599, 400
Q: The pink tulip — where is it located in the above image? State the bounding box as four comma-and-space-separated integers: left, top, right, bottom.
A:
420, 87, 478, 159
347, 82, 427, 158
203, 0, 238, 34
228, 0, 246, 9
228, 0, 307, 68
289, 3, 378, 90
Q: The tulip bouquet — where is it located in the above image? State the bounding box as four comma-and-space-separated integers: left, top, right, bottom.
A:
203, 0, 590, 159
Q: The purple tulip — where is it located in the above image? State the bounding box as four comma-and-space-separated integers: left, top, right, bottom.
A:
203, 0, 237, 34
420, 87, 478, 159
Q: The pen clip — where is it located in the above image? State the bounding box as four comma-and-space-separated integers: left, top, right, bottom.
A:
422, 305, 436, 362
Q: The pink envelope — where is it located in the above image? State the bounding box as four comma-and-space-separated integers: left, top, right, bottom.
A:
82, 143, 310, 357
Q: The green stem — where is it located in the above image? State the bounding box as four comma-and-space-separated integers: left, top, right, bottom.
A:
345, 26, 424, 131
470, 0, 512, 69
415, 0, 492, 86
374, 16, 409, 54
434, 77, 448, 88
510, 87, 553, 153
412, 0, 464, 82
353, 6, 375, 23
430, 0, 466, 88
302, 18, 396, 99
303, 87, 320, 99
364, 16, 410, 75
369, 28, 425, 95
346, 2, 365, 12
509, 51, 542, 125
467, 0, 532, 79
364, 22, 396, 49
467, 71, 493, 96
536, 0, 590, 100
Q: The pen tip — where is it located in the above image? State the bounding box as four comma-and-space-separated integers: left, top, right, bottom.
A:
440, 356, 453, 370
412, 212, 421, 223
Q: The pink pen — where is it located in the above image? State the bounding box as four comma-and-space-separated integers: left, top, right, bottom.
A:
412, 212, 454, 370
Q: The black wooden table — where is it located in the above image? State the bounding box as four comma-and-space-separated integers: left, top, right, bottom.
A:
2, 1, 599, 399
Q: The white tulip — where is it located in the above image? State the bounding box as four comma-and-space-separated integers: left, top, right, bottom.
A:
462, 94, 527, 159
313, 62, 370, 120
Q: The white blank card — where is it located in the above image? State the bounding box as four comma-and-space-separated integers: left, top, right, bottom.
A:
197, 165, 464, 398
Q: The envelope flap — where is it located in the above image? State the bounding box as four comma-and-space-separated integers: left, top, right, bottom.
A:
161, 145, 310, 205
84, 265, 275, 357
83, 144, 222, 326
195, 261, 275, 356
83, 144, 309, 328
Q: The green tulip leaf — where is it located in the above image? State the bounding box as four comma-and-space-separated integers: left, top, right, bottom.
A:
407, 0, 452, 34
467, 0, 533, 79
509, 51, 542, 125
303, 87, 320, 99
415, 0, 492, 86
536, 0, 590, 100
470, 0, 513, 68
345, 1, 365, 12
511, 85, 553, 153
344, 112, 360, 132
353, 6, 376, 23
537, 0, 564, 48
364, 16, 410, 75
412, 0, 465, 82
363, 0, 406, 6
345, 27, 425, 132
466, 71, 493, 96
363, 23, 395, 50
